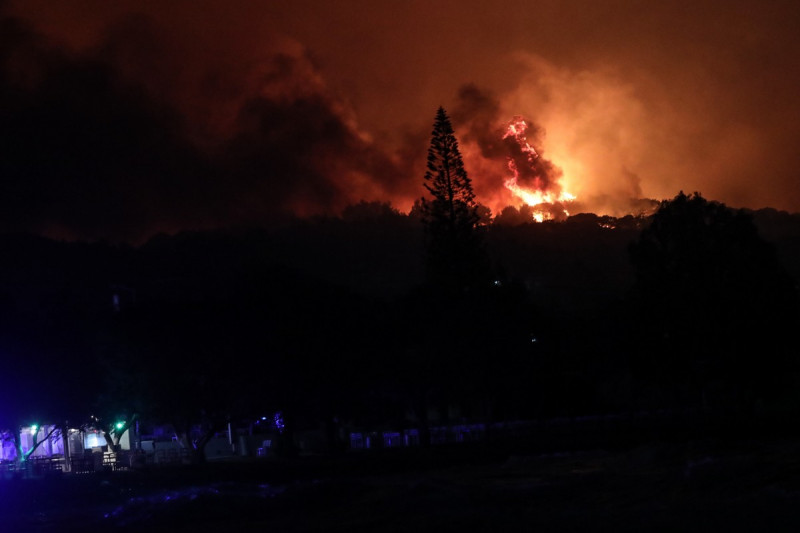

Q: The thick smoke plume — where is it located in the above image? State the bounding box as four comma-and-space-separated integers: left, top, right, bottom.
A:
501, 115, 563, 195
3, 0, 800, 238
451, 84, 566, 216
0, 8, 414, 241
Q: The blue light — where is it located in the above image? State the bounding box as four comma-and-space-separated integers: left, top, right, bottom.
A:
274, 412, 285, 433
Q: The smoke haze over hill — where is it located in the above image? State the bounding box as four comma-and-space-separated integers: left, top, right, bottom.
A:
2, 1, 800, 240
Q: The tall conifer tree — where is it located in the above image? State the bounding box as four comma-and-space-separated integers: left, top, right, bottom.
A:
421, 107, 486, 290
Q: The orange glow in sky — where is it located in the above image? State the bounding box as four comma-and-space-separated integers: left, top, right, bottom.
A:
2, 1, 800, 240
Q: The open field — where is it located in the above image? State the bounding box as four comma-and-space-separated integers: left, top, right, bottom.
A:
4, 432, 800, 532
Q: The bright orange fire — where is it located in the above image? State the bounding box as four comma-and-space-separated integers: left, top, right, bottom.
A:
502, 116, 574, 222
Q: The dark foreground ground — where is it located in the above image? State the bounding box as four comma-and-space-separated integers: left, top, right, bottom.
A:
4, 433, 800, 532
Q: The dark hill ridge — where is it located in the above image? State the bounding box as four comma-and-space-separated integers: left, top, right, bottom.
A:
0, 205, 797, 427
0, 207, 797, 316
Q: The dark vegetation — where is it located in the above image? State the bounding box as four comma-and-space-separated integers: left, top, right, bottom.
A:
0, 196, 798, 443
0, 109, 798, 533
1, 192, 800, 529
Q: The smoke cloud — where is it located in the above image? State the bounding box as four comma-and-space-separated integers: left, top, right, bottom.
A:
0, 7, 415, 241
451, 84, 566, 215
2, 0, 800, 238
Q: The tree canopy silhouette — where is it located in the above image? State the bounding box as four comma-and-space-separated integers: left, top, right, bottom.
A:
420, 107, 487, 290
629, 192, 798, 410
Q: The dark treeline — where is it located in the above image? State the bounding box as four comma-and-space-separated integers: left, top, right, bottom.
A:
0, 199, 799, 452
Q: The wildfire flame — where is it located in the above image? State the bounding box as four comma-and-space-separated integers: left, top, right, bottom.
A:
502, 116, 574, 222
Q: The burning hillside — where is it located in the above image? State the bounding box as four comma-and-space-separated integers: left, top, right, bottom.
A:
502, 116, 576, 222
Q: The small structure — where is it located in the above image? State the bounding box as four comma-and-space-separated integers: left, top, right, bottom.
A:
1, 424, 136, 476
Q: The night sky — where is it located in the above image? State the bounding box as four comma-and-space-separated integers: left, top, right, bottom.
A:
2, 0, 799, 241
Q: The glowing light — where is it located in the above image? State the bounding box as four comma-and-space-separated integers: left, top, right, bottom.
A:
502, 116, 575, 222
115, 421, 125, 430
30, 424, 38, 435
274, 412, 285, 433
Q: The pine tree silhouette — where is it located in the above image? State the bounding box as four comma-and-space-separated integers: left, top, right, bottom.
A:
421, 107, 486, 290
